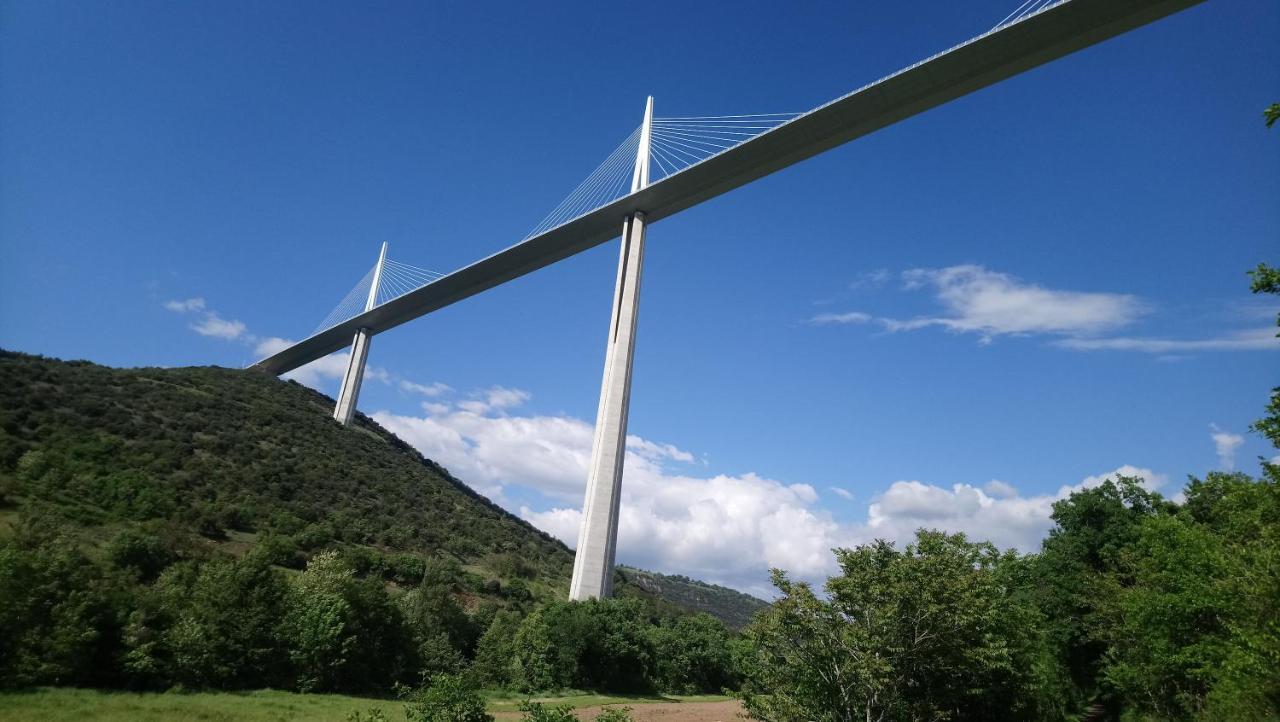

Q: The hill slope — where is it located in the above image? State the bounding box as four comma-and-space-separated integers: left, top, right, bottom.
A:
0, 350, 763, 623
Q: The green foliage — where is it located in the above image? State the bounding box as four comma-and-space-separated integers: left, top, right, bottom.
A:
593, 707, 635, 722
401, 673, 493, 722
516, 700, 577, 722
1248, 263, 1280, 453
616, 566, 768, 630
106, 524, 176, 581
648, 613, 737, 693
153, 552, 291, 689
0, 524, 129, 688
347, 708, 390, 722
472, 610, 523, 687
0, 351, 754, 698
1103, 472, 1280, 720
281, 551, 412, 692
0, 351, 572, 587
510, 598, 655, 693
1265, 103, 1280, 128
738, 530, 1059, 722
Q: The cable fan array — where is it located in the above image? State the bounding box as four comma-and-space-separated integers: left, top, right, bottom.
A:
312, 256, 447, 336
648, 113, 799, 182
993, 0, 1067, 30
523, 126, 642, 240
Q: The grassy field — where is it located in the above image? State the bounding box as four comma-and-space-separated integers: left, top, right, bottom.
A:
0, 688, 732, 721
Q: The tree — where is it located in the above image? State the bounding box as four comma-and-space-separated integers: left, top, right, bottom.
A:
648, 613, 736, 693
472, 609, 523, 687
1030, 476, 1171, 710
0, 525, 128, 688
1248, 263, 1280, 453
509, 598, 655, 693
738, 530, 1056, 722
153, 552, 290, 689
281, 551, 369, 692
1104, 472, 1280, 720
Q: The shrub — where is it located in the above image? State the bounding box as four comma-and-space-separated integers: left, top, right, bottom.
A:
402, 673, 493, 722
517, 700, 576, 722
594, 707, 634, 722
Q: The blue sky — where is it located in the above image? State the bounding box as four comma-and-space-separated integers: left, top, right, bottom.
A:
2, 0, 1277, 593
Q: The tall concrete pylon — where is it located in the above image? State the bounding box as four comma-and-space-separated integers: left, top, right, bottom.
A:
569, 97, 653, 600
333, 241, 387, 425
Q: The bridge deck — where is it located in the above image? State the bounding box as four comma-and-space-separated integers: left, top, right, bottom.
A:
252, 0, 1202, 376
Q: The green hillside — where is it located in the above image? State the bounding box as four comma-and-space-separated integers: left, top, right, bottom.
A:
617, 567, 766, 630
0, 349, 761, 621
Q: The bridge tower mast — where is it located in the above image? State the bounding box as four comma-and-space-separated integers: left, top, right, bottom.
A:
333, 241, 387, 425
569, 96, 653, 600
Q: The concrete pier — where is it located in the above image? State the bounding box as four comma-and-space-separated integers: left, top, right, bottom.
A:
569, 97, 653, 600
333, 242, 387, 425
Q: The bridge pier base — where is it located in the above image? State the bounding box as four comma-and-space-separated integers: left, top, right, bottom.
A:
569, 97, 653, 601
333, 328, 373, 425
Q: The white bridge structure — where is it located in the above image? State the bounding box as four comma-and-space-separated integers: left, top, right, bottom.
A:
250, 0, 1204, 600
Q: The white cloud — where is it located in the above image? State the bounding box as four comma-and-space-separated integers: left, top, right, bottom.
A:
849, 269, 891, 290
808, 311, 874, 325
374, 391, 1173, 593
455, 386, 534, 415
400, 380, 452, 397
983, 480, 1018, 498
829, 486, 855, 500
164, 297, 206, 313
863, 465, 1167, 555
1056, 328, 1279, 353
886, 265, 1145, 341
1209, 424, 1245, 471
190, 313, 247, 340
163, 296, 246, 340
810, 266, 1272, 355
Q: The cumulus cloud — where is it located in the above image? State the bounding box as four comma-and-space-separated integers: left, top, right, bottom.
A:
373, 389, 1173, 594
1209, 424, 1244, 471
863, 465, 1167, 555
983, 480, 1018, 499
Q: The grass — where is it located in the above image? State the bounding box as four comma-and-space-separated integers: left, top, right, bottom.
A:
0, 688, 733, 721
0, 688, 398, 721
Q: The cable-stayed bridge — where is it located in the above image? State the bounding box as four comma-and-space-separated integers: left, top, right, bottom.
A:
249, 0, 1205, 600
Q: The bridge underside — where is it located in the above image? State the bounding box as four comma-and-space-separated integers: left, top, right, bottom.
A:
250, 0, 1203, 377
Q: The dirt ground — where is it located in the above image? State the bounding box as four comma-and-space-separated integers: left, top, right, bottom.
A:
493, 699, 747, 721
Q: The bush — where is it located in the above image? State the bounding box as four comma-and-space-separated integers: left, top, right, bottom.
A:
517, 701, 576, 722
402, 673, 493, 722
510, 598, 654, 693
594, 707, 634, 722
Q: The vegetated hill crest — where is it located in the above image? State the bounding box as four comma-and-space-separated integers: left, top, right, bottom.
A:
0, 349, 765, 626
